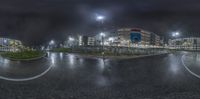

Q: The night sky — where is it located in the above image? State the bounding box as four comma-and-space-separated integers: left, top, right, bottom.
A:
0, 0, 200, 45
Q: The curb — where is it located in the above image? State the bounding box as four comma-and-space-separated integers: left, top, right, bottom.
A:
70, 53, 169, 60
104, 53, 169, 59
2, 53, 47, 61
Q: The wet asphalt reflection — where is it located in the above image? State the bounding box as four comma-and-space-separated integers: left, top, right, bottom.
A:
0, 52, 199, 99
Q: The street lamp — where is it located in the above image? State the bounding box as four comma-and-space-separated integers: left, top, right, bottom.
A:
96, 15, 105, 24
100, 32, 105, 46
108, 37, 114, 46
96, 15, 106, 58
96, 15, 105, 21
172, 32, 180, 50
49, 40, 55, 45
3, 39, 7, 44
100, 32, 106, 57
49, 40, 55, 50
108, 37, 114, 42
69, 37, 75, 41
68, 37, 75, 48
175, 32, 180, 36
100, 32, 105, 37
172, 32, 180, 37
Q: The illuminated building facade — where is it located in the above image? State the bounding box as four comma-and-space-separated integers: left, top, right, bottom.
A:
0, 38, 23, 52
169, 37, 200, 50
117, 28, 161, 47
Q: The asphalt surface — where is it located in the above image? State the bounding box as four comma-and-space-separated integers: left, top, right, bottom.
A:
0, 52, 200, 99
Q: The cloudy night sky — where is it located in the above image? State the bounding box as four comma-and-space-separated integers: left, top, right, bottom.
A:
0, 0, 200, 45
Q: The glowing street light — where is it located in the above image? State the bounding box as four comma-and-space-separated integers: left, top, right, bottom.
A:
48, 40, 55, 50
172, 32, 180, 37
49, 40, 55, 45
68, 37, 75, 48
99, 32, 106, 57
96, 15, 105, 24
3, 39, 7, 43
172, 32, 180, 50
96, 15, 106, 58
100, 32, 105, 37
69, 37, 75, 41
175, 32, 180, 36
96, 15, 105, 21
108, 37, 114, 42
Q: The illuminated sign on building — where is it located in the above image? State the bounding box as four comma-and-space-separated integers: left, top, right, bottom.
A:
130, 32, 141, 43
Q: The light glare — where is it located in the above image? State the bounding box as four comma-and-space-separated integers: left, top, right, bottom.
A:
100, 33, 105, 37
97, 16, 104, 20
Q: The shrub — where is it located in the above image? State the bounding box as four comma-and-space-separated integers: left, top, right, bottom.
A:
2, 51, 45, 59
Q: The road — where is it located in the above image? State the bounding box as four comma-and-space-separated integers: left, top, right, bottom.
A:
0, 52, 199, 99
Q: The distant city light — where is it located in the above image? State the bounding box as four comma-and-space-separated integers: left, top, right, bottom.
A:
49, 40, 55, 45
172, 32, 180, 37
69, 37, 75, 41
100, 32, 105, 37
41, 46, 45, 50
108, 37, 114, 42
3, 39, 7, 43
175, 32, 180, 36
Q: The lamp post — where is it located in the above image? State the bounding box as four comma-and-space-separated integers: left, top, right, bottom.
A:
49, 40, 55, 50
100, 32, 105, 57
68, 37, 75, 52
172, 32, 180, 50
96, 15, 105, 34
96, 15, 105, 24
108, 37, 114, 46
68, 37, 75, 47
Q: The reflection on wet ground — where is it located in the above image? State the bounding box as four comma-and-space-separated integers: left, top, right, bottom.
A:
0, 52, 199, 98
0, 57, 51, 79
182, 52, 200, 78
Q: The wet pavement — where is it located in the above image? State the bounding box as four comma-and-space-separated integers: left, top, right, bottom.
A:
0, 52, 200, 99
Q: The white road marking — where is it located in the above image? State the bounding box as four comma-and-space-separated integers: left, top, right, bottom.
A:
0, 57, 53, 82
0, 64, 53, 82
181, 54, 200, 79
